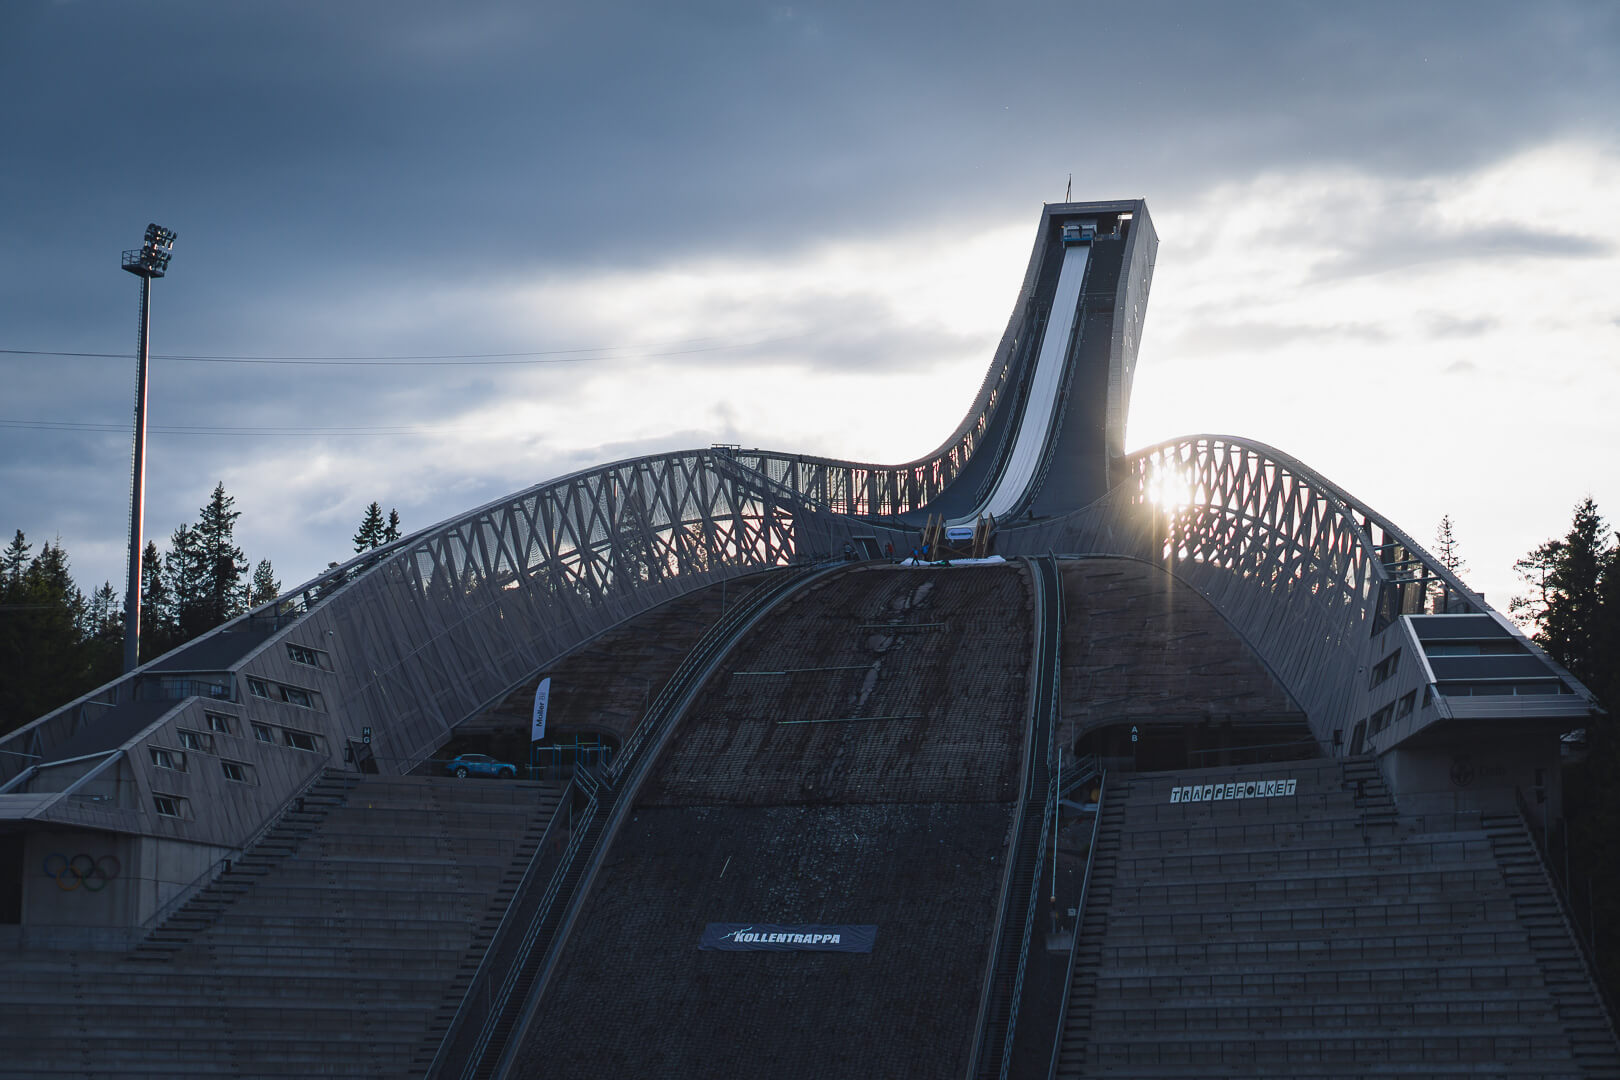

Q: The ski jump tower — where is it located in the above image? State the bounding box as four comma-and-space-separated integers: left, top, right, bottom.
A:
0, 199, 1599, 936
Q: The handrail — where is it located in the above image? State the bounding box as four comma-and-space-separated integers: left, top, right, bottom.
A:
487, 562, 841, 1079
428, 563, 839, 1079
444, 780, 599, 1080
1510, 786, 1620, 1046
1048, 769, 1108, 1080
997, 557, 1064, 1079
138, 764, 339, 934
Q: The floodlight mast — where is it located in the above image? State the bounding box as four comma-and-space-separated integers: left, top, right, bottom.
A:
120, 224, 177, 673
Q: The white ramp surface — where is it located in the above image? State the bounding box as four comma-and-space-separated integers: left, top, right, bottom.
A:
958, 241, 1090, 523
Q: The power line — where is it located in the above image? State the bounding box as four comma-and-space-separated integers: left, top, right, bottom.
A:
0, 419, 471, 438
0, 333, 799, 367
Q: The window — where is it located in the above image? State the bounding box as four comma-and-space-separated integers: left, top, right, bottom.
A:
152, 794, 187, 818
286, 644, 326, 669
221, 761, 251, 783
283, 729, 319, 752
247, 678, 271, 699
204, 712, 234, 735
1395, 691, 1416, 721
252, 723, 274, 743
279, 686, 314, 709
1368, 704, 1395, 735
1370, 650, 1401, 688
176, 729, 211, 752
150, 747, 186, 771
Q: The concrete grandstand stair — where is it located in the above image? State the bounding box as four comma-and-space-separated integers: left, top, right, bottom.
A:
1054, 775, 1128, 1076
1484, 812, 1620, 1079
1048, 757, 1605, 1078
1, 774, 564, 1078
132, 769, 361, 960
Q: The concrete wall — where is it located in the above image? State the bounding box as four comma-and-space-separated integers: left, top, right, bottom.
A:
13, 827, 228, 949
1382, 731, 1562, 825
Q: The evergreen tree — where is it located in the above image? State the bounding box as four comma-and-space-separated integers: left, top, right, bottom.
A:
165, 524, 210, 643
249, 559, 281, 607
1511, 497, 1612, 692
353, 501, 386, 552
0, 541, 89, 731
1513, 498, 1620, 1004
195, 482, 248, 627
383, 508, 401, 544
1433, 514, 1468, 577
139, 539, 174, 657
2, 530, 30, 591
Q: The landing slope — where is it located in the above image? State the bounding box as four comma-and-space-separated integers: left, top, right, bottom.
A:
515, 565, 1034, 1080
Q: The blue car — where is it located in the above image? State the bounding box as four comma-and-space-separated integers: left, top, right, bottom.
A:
445, 753, 517, 779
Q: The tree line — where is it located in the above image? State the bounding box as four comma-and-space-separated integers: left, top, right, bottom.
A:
1507, 497, 1620, 1003
1, 489, 402, 737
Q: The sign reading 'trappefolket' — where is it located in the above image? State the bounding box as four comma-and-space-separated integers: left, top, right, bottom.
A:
1170, 778, 1297, 803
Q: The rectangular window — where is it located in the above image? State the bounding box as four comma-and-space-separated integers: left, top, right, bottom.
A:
1370, 650, 1401, 688
1368, 704, 1395, 735
252, 723, 274, 743
176, 729, 211, 752
221, 760, 251, 783
283, 729, 319, 752
204, 712, 233, 735
1395, 691, 1416, 720
247, 678, 271, 699
279, 686, 314, 709
286, 644, 326, 669
150, 747, 185, 771
152, 794, 187, 818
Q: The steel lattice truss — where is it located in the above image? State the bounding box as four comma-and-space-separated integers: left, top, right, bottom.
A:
1009, 435, 1480, 745
251, 449, 909, 770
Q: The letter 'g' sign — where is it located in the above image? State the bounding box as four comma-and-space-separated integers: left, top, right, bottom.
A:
699, 923, 877, 953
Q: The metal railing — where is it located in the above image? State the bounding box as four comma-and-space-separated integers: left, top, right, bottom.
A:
1048, 770, 1107, 1080
1511, 786, 1620, 1043
428, 774, 598, 1079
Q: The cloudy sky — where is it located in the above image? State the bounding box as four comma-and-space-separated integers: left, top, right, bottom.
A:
3, 1, 1617, 611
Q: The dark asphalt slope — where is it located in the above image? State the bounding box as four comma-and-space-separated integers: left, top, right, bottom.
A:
513, 563, 1034, 1080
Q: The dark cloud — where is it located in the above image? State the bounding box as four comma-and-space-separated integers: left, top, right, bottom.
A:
4, 0, 1619, 589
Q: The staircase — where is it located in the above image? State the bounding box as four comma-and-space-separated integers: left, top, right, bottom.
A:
1049, 757, 1586, 1077
1484, 809, 1620, 1079
1052, 776, 1128, 1075
0, 774, 564, 1079
133, 769, 361, 960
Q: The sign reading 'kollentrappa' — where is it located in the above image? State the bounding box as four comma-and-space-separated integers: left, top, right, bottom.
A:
1169, 778, 1297, 803
699, 924, 878, 953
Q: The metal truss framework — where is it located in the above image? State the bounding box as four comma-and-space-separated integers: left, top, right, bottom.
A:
0, 449, 909, 813
1005, 435, 1482, 746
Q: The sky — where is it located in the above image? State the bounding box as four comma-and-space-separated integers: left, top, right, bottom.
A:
2, 0, 1617, 612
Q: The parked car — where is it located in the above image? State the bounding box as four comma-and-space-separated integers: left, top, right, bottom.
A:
445, 753, 518, 779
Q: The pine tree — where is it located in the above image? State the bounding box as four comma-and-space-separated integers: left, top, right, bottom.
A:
383, 508, 401, 544
195, 483, 248, 628
249, 559, 281, 607
1433, 515, 1468, 577
165, 524, 210, 643
139, 539, 173, 657
2, 530, 30, 592
1511, 497, 1611, 690
353, 501, 386, 552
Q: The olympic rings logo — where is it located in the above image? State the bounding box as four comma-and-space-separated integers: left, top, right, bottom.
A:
42, 852, 122, 892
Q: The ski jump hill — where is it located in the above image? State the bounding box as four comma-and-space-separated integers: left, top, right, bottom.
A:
1, 200, 1613, 1079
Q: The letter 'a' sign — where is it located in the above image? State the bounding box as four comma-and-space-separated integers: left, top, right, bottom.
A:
699, 923, 877, 953
531, 678, 551, 742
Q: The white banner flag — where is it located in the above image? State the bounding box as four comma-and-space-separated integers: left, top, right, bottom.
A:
531, 677, 551, 742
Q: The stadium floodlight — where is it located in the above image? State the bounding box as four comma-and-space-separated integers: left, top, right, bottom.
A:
120, 223, 178, 673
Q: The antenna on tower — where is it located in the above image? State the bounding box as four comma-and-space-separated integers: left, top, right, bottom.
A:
1065, 174, 1072, 202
